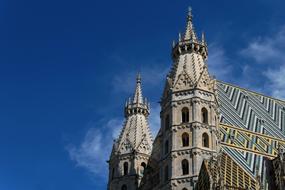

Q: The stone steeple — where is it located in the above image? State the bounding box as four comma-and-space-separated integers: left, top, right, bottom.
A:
115, 73, 153, 155
167, 7, 210, 94
132, 73, 143, 104
108, 74, 153, 190
184, 7, 198, 42
158, 8, 219, 189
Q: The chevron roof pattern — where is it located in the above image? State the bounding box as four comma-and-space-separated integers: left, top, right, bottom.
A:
217, 81, 285, 180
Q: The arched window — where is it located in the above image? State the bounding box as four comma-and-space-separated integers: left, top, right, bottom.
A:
201, 108, 208, 124
140, 162, 146, 175
123, 162, 128, 176
165, 114, 170, 130
182, 133, 189, 147
182, 159, 189, 175
164, 165, 169, 182
111, 168, 115, 179
182, 107, 189, 123
202, 133, 209, 148
164, 140, 169, 155
182, 188, 188, 190
121, 185, 127, 190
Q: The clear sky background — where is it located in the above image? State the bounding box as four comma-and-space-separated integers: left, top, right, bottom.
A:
0, 0, 285, 189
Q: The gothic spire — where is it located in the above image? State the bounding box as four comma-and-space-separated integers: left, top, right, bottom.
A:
167, 7, 210, 93
184, 7, 198, 41
133, 73, 143, 104
171, 7, 208, 61
201, 31, 207, 46
108, 75, 153, 189
125, 74, 150, 117
112, 74, 153, 155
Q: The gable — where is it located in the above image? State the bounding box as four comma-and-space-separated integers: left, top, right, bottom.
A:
173, 69, 195, 91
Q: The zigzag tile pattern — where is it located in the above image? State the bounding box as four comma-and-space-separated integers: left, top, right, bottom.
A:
219, 123, 285, 158
217, 81, 285, 179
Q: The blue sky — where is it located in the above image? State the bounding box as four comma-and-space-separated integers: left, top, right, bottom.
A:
0, 0, 285, 189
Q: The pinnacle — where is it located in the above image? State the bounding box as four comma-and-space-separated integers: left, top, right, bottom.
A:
124, 74, 150, 118
133, 73, 143, 104
171, 7, 208, 61
184, 7, 197, 41
201, 31, 207, 46
188, 6, 193, 20
136, 73, 141, 83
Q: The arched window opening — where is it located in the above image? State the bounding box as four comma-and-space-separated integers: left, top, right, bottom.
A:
140, 162, 146, 175
164, 165, 169, 182
182, 107, 189, 123
164, 140, 169, 155
201, 108, 208, 124
165, 115, 170, 130
182, 188, 188, 190
182, 159, 189, 175
121, 184, 127, 190
111, 168, 115, 179
202, 133, 209, 148
123, 162, 128, 176
182, 133, 189, 147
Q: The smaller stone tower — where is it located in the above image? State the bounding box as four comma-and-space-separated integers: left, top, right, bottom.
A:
108, 74, 153, 190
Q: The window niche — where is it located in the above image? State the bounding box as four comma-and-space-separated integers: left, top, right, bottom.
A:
201, 107, 208, 124
121, 185, 127, 190
182, 132, 190, 147
111, 168, 115, 179
202, 133, 209, 148
164, 165, 169, 182
165, 114, 170, 131
182, 107, 189, 123
182, 159, 189, 175
140, 162, 146, 176
123, 162, 129, 176
164, 140, 169, 155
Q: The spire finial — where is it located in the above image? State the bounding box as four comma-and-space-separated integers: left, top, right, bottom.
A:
133, 73, 143, 104
136, 73, 141, 83
188, 6, 192, 20
201, 31, 205, 44
124, 74, 150, 117
184, 7, 197, 41
172, 40, 176, 48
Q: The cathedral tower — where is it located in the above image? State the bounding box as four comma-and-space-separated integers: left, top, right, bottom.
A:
159, 8, 220, 189
108, 75, 153, 190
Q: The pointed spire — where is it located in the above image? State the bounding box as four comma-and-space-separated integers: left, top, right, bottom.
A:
113, 74, 153, 156
201, 31, 206, 46
133, 73, 143, 104
188, 6, 193, 20
125, 74, 149, 117
172, 40, 176, 48
184, 6, 197, 42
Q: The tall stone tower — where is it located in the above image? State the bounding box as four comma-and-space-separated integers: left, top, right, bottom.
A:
108, 75, 153, 190
159, 8, 220, 189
